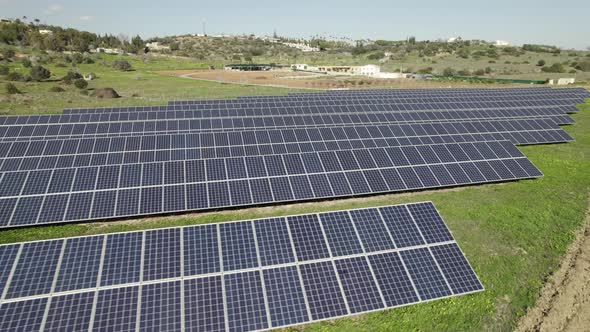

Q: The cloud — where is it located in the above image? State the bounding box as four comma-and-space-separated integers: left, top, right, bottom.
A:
79, 15, 94, 21
44, 4, 63, 15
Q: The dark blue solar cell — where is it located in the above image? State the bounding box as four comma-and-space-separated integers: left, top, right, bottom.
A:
93, 286, 139, 332
245, 156, 267, 177
336, 150, 360, 170
47, 168, 76, 193
269, 177, 294, 201
430, 243, 483, 294
379, 168, 406, 191
164, 161, 184, 184
349, 208, 395, 252
0, 298, 47, 331
118, 163, 142, 188
515, 158, 543, 177
10, 196, 43, 226
363, 169, 389, 192
379, 205, 424, 248
320, 211, 363, 257
225, 271, 268, 332
288, 214, 329, 261
407, 202, 453, 244
116, 188, 140, 216
301, 153, 324, 173
327, 172, 353, 196
44, 291, 95, 331
400, 247, 452, 300
283, 154, 306, 174
300, 261, 348, 320
208, 182, 230, 207
5, 240, 63, 299
55, 235, 103, 292
72, 167, 98, 191
163, 185, 185, 212
368, 252, 420, 306
186, 159, 206, 183
100, 232, 142, 286
319, 151, 343, 171
228, 180, 252, 206
183, 224, 220, 276
289, 175, 314, 199
0, 244, 19, 295
226, 157, 247, 179
345, 171, 371, 194
250, 178, 273, 203
397, 167, 423, 189
220, 221, 258, 271
308, 173, 333, 198
206, 159, 227, 181
186, 183, 208, 209
140, 281, 182, 332
254, 217, 295, 266
413, 165, 440, 187
140, 186, 162, 214
143, 228, 181, 281
502, 158, 529, 178
91, 190, 117, 218
458, 162, 486, 183
65, 192, 93, 221
353, 149, 377, 169
142, 163, 163, 186
335, 256, 384, 313
185, 276, 225, 332
0, 172, 27, 196
264, 155, 287, 176
263, 266, 309, 327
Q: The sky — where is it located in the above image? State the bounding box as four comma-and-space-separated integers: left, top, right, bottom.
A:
1, 0, 589, 50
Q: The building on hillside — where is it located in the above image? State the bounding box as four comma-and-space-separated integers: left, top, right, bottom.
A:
494, 40, 511, 46
447, 37, 462, 43
315, 64, 381, 76
146, 42, 170, 51
224, 63, 278, 71
283, 42, 319, 52
0, 18, 14, 24
39, 29, 53, 35
95, 47, 124, 55
557, 78, 575, 85
291, 64, 311, 71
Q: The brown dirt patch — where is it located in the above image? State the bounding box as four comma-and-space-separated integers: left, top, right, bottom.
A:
516, 195, 590, 332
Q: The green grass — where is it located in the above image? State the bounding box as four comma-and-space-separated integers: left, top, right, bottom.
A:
0, 53, 310, 115
1, 54, 589, 330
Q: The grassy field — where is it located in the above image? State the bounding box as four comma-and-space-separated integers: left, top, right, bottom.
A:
0, 64, 588, 329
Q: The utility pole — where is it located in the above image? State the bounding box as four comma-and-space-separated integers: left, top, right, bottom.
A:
202, 19, 207, 36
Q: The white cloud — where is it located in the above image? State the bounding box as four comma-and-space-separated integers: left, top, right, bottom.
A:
44, 4, 63, 15
79, 15, 94, 21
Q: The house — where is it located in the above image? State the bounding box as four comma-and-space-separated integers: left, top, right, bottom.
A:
145, 42, 170, 51
314, 64, 381, 77
283, 42, 320, 52
39, 29, 53, 35
95, 47, 124, 55
494, 40, 511, 46
557, 78, 575, 85
291, 64, 310, 71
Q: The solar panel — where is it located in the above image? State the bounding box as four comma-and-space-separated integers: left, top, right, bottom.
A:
0, 201, 483, 331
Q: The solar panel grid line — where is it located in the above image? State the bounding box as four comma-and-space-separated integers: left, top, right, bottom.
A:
250, 220, 274, 329
346, 210, 389, 307
134, 231, 145, 332
37, 241, 66, 332
179, 225, 186, 332
86, 234, 108, 331
217, 223, 230, 332
0, 244, 22, 302
316, 215, 352, 316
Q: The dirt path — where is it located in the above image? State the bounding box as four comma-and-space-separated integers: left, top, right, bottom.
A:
516, 195, 590, 332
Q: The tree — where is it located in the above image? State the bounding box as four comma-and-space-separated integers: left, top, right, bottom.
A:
541, 63, 566, 73
537, 59, 546, 66
130, 35, 144, 54
442, 67, 456, 76
574, 61, 590, 72
5, 83, 21, 94
0, 66, 8, 75
170, 42, 180, 51
30, 65, 51, 81
21, 58, 32, 67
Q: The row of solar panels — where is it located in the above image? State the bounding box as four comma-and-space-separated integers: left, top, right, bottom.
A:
0, 109, 575, 142
63, 93, 587, 113
0, 203, 482, 331
0, 141, 542, 228
0, 123, 572, 173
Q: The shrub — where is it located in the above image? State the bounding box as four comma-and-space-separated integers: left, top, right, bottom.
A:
442, 67, 456, 76
74, 78, 88, 89
7, 72, 24, 81
5, 83, 21, 94
541, 63, 566, 73
473, 69, 486, 76
55, 63, 68, 68
367, 51, 385, 60
417, 67, 433, 74
488, 60, 496, 63
61, 70, 82, 84
30, 65, 51, 81
21, 58, 32, 67
574, 61, 590, 72
112, 59, 132, 71
485, 66, 493, 74
1, 48, 15, 59
537, 59, 546, 66
457, 69, 471, 76
0, 66, 8, 75
568, 69, 577, 74
49, 86, 65, 92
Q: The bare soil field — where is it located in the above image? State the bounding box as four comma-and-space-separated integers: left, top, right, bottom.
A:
154, 69, 547, 90
517, 196, 590, 332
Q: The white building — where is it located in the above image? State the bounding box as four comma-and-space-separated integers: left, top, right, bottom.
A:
39, 29, 53, 35
95, 47, 124, 55
494, 40, 511, 46
146, 42, 170, 51
351, 64, 380, 76
447, 37, 462, 43
291, 64, 310, 71
557, 78, 575, 85
283, 42, 319, 52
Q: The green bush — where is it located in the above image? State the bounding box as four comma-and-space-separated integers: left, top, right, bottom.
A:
417, 67, 433, 74
0, 66, 8, 75
55, 63, 68, 68
5, 82, 21, 94
7, 72, 24, 81
473, 69, 486, 76
442, 67, 456, 76
574, 61, 590, 72
21, 58, 32, 67
1, 48, 15, 60
30, 65, 51, 81
49, 86, 65, 92
537, 59, 546, 66
541, 63, 566, 73
74, 78, 88, 89
367, 52, 385, 60
457, 69, 471, 76
112, 59, 133, 71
